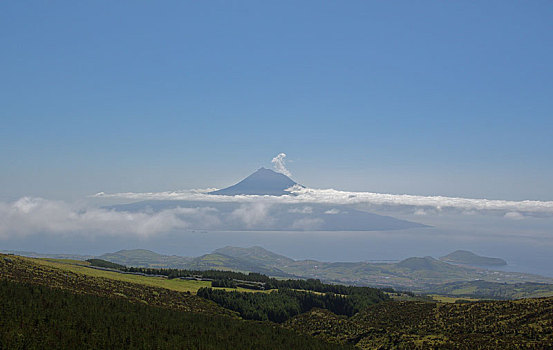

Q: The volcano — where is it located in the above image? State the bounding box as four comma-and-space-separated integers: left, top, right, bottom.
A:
108, 167, 427, 231
209, 168, 301, 196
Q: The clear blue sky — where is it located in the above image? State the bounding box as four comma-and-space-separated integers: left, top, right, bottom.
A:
2, 1, 553, 201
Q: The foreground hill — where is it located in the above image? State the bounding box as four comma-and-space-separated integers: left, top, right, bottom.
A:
0, 280, 351, 350
0, 254, 229, 314
286, 298, 553, 349
2, 253, 553, 349
0, 254, 352, 349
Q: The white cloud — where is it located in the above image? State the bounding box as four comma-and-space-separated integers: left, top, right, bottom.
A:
0, 197, 223, 239
292, 218, 324, 230
230, 203, 272, 228
504, 211, 525, 220
324, 208, 340, 215
271, 153, 291, 177
95, 186, 553, 217
289, 187, 553, 217
288, 206, 313, 214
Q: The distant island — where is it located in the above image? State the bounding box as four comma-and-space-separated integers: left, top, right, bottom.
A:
7, 246, 547, 297
439, 250, 507, 267
106, 168, 427, 231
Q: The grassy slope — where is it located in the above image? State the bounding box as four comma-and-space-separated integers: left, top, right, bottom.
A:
30, 256, 213, 293
0, 254, 233, 315
25, 256, 268, 294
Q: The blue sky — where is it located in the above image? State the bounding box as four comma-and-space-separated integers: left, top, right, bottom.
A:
2, 1, 553, 201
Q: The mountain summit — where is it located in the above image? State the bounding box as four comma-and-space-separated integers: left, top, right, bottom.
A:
209, 168, 300, 196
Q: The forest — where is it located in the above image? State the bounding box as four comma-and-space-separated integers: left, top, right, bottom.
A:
0, 279, 353, 350
87, 259, 390, 323
197, 287, 388, 323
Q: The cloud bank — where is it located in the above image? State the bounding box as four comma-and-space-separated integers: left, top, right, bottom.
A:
94, 186, 553, 217
231, 203, 273, 228
3, 188, 553, 240
0, 197, 220, 239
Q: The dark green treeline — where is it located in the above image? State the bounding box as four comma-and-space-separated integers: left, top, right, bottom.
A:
0, 279, 353, 350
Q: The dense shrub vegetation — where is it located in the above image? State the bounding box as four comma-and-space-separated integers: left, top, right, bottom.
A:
197, 287, 388, 323
287, 299, 553, 349
0, 280, 353, 350
87, 259, 390, 323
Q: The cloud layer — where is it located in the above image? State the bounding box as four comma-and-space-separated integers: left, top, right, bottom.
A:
3, 187, 553, 240
95, 186, 553, 217
0, 197, 220, 239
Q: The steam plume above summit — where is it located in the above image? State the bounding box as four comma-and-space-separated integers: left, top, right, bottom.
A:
271, 153, 291, 177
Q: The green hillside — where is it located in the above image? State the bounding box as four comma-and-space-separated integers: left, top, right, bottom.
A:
396, 256, 456, 271
100, 248, 291, 276
215, 245, 295, 266
2, 253, 553, 349
0, 254, 230, 312
186, 252, 291, 276
440, 250, 507, 266
286, 298, 553, 348
0, 279, 352, 350
424, 280, 553, 299
99, 249, 192, 268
